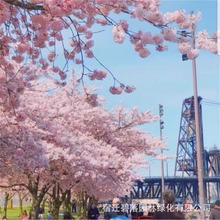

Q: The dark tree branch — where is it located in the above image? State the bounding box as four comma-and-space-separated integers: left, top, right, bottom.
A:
3, 0, 44, 10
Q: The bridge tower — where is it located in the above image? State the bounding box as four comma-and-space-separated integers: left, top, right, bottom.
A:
174, 96, 205, 177
206, 147, 220, 202
173, 96, 220, 202
130, 96, 220, 203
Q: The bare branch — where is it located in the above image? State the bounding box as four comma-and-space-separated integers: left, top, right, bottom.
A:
0, 183, 27, 189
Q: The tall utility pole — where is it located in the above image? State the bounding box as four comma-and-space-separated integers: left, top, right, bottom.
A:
190, 16, 205, 219
181, 13, 205, 217
159, 104, 165, 194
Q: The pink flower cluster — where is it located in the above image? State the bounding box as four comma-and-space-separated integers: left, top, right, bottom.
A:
109, 86, 123, 95
89, 70, 107, 80
164, 10, 201, 29
178, 42, 199, 59
0, 62, 40, 111
130, 31, 169, 57
196, 31, 218, 54
109, 85, 135, 95
113, 25, 125, 43
86, 93, 99, 107
132, 1, 162, 24
163, 28, 178, 42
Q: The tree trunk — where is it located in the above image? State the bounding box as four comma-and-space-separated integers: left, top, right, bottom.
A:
27, 176, 52, 220
18, 192, 29, 215
3, 192, 9, 217
77, 191, 89, 219
50, 185, 63, 220
49, 184, 71, 220
29, 192, 42, 220
18, 193, 23, 214
63, 190, 71, 213
52, 201, 62, 220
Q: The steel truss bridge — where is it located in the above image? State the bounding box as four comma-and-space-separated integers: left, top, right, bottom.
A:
131, 176, 220, 204
130, 97, 220, 204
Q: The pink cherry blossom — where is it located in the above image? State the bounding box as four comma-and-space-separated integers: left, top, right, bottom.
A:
83, 40, 94, 49
85, 31, 93, 39
12, 55, 24, 63
152, 34, 164, 45
48, 52, 56, 62
196, 31, 218, 54
96, 18, 108, 26
52, 67, 60, 73
146, 11, 164, 25
132, 4, 147, 21
76, 25, 87, 33
119, 20, 129, 30
86, 93, 99, 107
17, 43, 29, 54
163, 28, 178, 42
124, 86, 136, 93
175, 11, 186, 24
85, 50, 94, 58
156, 45, 168, 52
113, 25, 125, 43
55, 32, 63, 41
109, 86, 123, 95
75, 58, 82, 64
58, 71, 67, 80
134, 42, 144, 52
141, 32, 154, 44
64, 50, 75, 59
164, 10, 186, 24
186, 48, 199, 60
48, 41, 55, 46
178, 42, 192, 54
89, 70, 107, 80
69, 39, 77, 47
138, 48, 151, 58
50, 18, 64, 32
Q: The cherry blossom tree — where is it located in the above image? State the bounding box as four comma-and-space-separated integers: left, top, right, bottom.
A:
1, 191, 15, 217
0, 73, 163, 219
0, 0, 218, 95
23, 77, 163, 213
0, 187, 29, 217
17, 190, 30, 215
0, 118, 53, 219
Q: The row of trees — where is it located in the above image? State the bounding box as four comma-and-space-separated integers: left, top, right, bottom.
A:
0, 186, 104, 218
0, 64, 163, 219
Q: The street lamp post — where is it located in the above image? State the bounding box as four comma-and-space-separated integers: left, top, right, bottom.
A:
166, 160, 169, 178
181, 13, 205, 218
190, 21, 205, 219
159, 104, 165, 194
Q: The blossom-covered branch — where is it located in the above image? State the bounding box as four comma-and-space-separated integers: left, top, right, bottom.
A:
0, 0, 217, 95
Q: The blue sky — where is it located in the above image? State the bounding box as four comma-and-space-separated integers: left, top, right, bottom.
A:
81, 0, 219, 177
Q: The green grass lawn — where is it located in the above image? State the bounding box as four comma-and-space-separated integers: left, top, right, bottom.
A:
1, 206, 30, 220
2, 207, 79, 220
